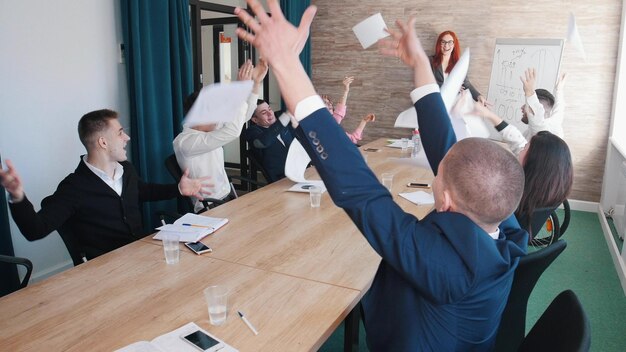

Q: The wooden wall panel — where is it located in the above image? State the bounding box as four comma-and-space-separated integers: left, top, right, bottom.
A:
310, 0, 621, 202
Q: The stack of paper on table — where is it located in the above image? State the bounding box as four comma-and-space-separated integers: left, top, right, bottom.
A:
399, 191, 435, 206
386, 139, 415, 149
154, 213, 228, 243
287, 180, 327, 193
115, 322, 238, 352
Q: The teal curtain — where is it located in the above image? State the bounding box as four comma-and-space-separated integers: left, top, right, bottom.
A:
121, 0, 193, 229
0, 154, 19, 296
280, 0, 312, 76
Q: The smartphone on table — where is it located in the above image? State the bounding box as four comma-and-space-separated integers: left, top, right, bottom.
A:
181, 330, 224, 351
184, 241, 212, 255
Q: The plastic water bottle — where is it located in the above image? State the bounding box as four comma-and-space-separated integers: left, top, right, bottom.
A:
411, 129, 421, 158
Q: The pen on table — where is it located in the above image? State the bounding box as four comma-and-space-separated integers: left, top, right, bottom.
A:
238, 311, 259, 335
182, 223, 212, 228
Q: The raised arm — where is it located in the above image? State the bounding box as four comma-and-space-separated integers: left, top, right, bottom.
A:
473, 101, 527, 156
234, 2, 470, 300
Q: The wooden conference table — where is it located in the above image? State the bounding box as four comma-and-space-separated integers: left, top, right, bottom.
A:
0, 139, 434, 352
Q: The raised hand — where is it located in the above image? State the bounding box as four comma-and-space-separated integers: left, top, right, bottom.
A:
234, 0, 318, 114
378, 17, 426, 69
252, 58, 269, 84
377, 17, 435, 88
520, 68, 537, 97
343, 76, 354, 90
0, 159, 25, 202
234, 0, 317, 68
179, 169, 213, 200
363, 113, 376, 122
237, 59, 253, 81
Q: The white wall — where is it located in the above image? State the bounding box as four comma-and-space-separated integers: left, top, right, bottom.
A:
0, 0, 129, 280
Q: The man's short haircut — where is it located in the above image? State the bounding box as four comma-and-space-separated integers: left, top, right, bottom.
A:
535, 89, 555, 108
253, 99, 268, 119
77, 109, 118, 149
183, 91, 200, 115
442, 138, 524, 225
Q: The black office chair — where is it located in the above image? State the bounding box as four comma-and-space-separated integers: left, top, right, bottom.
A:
495, 240, 568, 352
518, 290, 591, 352
164, 154, 227, 213
164, 154, 262, 214
0, 254, 33, 291
519, 199, 571, 247
244, 149, 272, 187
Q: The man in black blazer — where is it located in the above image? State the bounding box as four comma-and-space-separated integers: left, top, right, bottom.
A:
0, 109, 210, 263
235, 1, 527, 350
243, 100, 295, 182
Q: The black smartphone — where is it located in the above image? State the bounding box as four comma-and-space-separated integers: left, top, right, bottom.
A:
364, 148, 380, 152
184, 241, 212, 255
181, 330, 221, 351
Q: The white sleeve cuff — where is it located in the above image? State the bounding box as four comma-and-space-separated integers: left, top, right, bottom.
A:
410, 83, 440, 104
294, 95, 326, 121
278, 112, 291, 127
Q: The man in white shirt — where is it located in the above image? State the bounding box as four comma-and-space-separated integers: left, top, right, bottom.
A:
173, 59, 268, 211
521, 68, 565, 139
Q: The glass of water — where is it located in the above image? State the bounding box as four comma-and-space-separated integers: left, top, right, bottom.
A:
162, 234, 180, 265
204, 285, 229, 326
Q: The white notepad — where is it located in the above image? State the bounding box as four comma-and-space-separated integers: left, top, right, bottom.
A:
115, 322, 237, 352
154, 213, 228, 243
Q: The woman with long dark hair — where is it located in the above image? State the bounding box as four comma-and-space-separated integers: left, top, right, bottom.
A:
473, 102, 574, 238
431, 30, 487, 105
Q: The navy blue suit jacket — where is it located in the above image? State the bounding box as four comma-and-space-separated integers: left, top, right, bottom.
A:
294, 92, 528, 351
244, 119, 295, 182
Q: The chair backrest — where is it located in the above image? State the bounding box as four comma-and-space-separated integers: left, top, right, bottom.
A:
518, 290, 591, 352
165, 154, 184, 182
0, 254, 33, 291
559, 199, 571, 237
245, 149, 272, 184
495, 240, 568, 352
164, 154, 236, 213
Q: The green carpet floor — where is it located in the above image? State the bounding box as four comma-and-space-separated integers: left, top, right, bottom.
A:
319, 210, 626, 351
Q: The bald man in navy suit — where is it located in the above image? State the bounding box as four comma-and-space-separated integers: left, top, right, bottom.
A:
235, 1, 528, 350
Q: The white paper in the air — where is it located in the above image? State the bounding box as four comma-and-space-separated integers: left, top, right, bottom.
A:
440, 48, 470, 113
182, 80, 253, 127
567, 12, 586, 61
352, 13, 390, 49
285, 139, 312, 183
394, 107, 419, 129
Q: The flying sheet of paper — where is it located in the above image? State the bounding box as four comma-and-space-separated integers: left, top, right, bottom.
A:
567, 12, 586, 61
394, 107, 419, 129
448, 90, 491, 139
285, 139, 312, 183
399, 190, 435, 205
440, 48, 470, 112
182, 80, 253, 127
352, 13, 390, 49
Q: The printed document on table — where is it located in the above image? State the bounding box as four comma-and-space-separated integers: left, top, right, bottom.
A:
154, 213, 228, 243
399, 190, 435, 205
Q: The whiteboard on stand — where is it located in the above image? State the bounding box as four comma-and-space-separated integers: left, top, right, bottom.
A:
486, 38, 564, 140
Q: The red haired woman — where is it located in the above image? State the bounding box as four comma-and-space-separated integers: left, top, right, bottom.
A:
431, 30, 487, 106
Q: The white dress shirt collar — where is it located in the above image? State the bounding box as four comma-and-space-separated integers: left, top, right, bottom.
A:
83, 155, 124, 196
